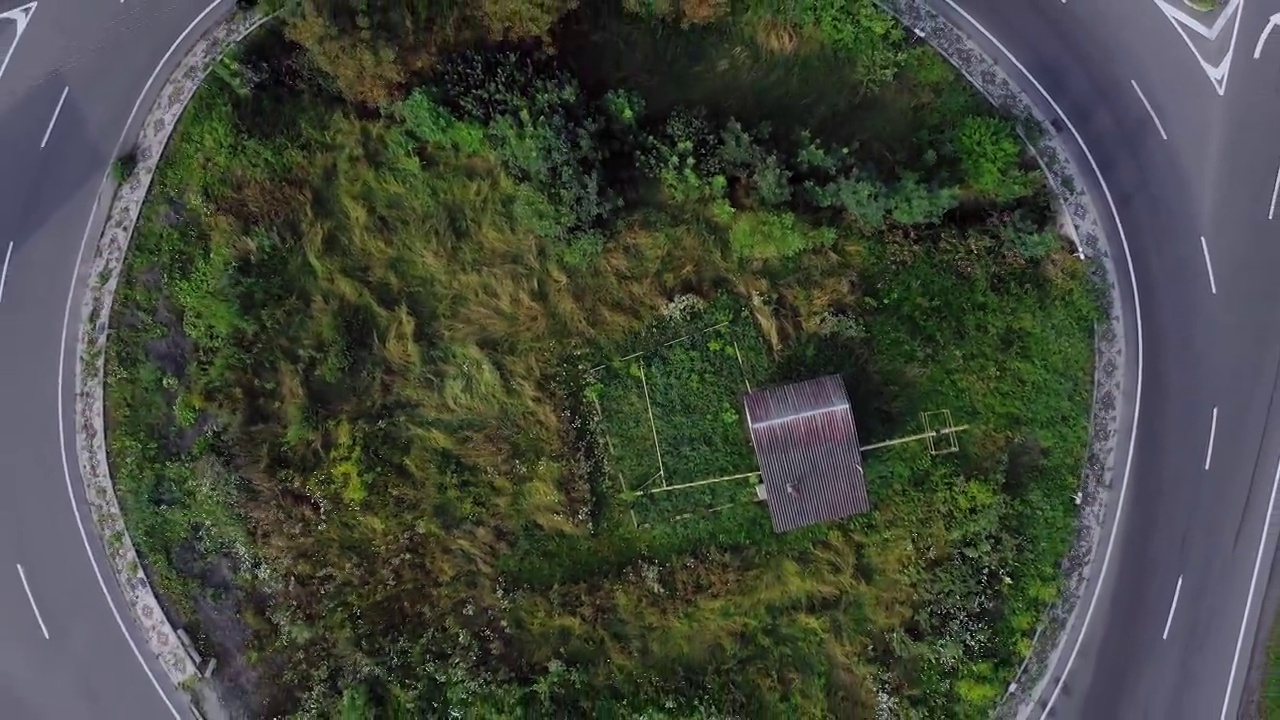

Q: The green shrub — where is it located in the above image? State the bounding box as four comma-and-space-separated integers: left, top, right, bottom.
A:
952, 115, 1033, 201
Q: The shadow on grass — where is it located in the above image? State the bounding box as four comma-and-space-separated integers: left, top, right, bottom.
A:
552, 2, 988, 169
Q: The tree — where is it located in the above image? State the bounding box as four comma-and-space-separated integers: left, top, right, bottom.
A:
888, 175, 959, 225
433, 45, 621, 258
717, 120, 793, 208
807, 176, 890, 229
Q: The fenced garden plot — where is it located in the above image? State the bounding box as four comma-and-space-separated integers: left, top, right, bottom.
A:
628, 470, 763, 529
587, 303, 775, 527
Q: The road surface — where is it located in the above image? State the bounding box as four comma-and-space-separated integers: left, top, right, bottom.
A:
0, 0, 229, 717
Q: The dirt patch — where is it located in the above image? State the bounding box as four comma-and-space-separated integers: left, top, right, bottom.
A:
171, 412, 216, 455
194, 574, 264, 717
132, 276, 266, 713
159, 197, 189, 227
146, 297, 193, 379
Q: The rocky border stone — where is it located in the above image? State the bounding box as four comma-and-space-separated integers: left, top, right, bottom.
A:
875, 1, 1127, 717
74, 6, 269, 710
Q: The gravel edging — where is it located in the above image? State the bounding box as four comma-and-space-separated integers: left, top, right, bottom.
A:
74, 6, 267, 705
876, 1, 1127, 717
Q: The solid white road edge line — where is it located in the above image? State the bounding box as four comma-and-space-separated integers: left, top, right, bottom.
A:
931, 3, 1146, 718
39, 86, 68, 149
1130, 80, 1168, 141
1220, 456, 1280, 718
0, 241, 12, 302
1201, 236, 1218, 294
16, 564, 50, 639
1269, 164, 1280, 220
1205, 406, 1218, 470
55, 1, 227, 717
1162, 575, 1182, 640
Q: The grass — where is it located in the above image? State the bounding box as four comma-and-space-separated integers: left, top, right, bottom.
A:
103, 7, 1099, 718
1266, 618, 1280, 718
590, 299, 768, 490
589, 296, 774, 530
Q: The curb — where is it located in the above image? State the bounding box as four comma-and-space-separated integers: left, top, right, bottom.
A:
875, 0, 1128, 716
74, 6, 269, 711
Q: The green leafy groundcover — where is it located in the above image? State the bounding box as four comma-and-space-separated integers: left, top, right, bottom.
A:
104, 7, 1097, 719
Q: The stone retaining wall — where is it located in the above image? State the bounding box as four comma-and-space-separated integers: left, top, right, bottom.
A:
74, 6, 267, 709
876, 1, 1127, 717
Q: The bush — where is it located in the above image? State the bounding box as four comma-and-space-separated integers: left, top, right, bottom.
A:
952, 115, 1033, 201
433, 44, 622, 260
111, 150, 138, 183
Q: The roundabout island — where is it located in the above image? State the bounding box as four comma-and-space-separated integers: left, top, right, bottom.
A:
6, 0, 1277, 718
99, 2, 1098, 717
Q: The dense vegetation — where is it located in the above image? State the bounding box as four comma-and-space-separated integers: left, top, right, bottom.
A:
104, 1, 1097, 717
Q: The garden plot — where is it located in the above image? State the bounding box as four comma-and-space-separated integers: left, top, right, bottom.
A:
588, 305, 775, 527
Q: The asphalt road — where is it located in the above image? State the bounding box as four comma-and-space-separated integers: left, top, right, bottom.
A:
932, 0, 1280, 717
0, 0, 229, 717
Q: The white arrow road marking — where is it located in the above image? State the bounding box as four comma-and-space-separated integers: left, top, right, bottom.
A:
1254, 12, 1280, 58
1155, 0, 1241, 37
1150, 0, 1244, 95
0, 1, 37, 84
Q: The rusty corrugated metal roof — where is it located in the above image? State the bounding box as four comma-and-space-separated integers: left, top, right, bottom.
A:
743, 375, 870, 533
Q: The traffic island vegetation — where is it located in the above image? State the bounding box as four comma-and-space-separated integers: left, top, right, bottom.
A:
1184, 0, 1225, 12
103, 2, 1098, 717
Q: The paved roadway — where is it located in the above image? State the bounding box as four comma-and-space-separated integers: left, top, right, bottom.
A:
932, 0, 1280, 718
0, 0, 229, 717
